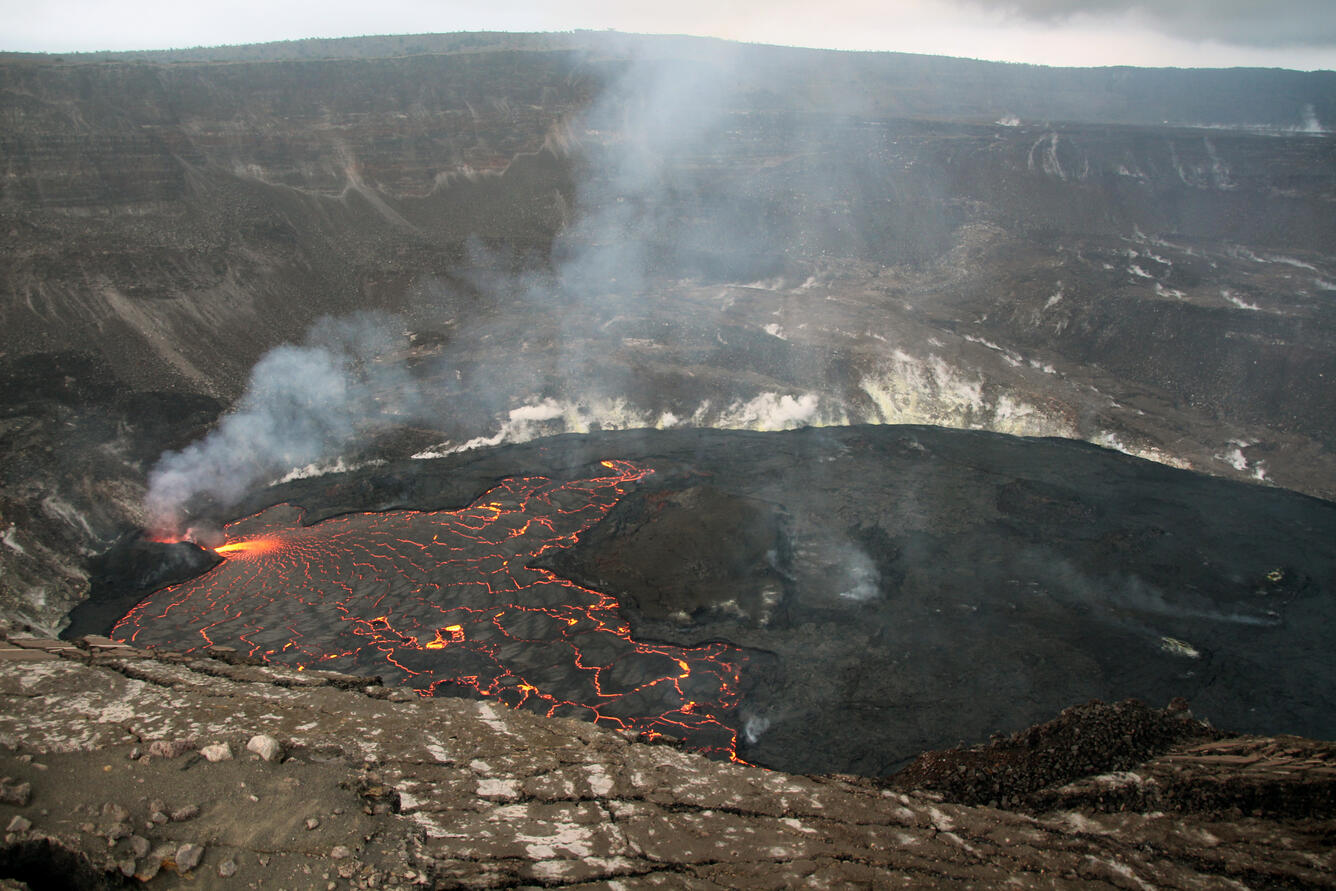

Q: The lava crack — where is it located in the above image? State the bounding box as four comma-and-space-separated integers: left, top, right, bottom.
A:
113, 461, 747, 758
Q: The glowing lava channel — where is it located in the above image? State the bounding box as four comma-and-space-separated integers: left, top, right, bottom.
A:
113, 461, 747, 758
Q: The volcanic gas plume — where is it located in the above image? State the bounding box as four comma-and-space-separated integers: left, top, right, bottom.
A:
114, 460, 747, 758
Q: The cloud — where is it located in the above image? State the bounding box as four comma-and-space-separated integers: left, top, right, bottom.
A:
960, 0, 1336, 48
2, 0, 1332, 68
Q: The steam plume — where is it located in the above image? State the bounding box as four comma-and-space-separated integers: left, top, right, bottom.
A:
553, 50, 738, 299
144, 314, 419, 536
143, 42, 865, 532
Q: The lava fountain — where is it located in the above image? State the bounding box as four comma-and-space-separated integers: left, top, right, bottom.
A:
113, 460, 747, 758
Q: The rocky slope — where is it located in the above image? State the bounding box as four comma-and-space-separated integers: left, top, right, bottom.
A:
1, 630, 1333, 889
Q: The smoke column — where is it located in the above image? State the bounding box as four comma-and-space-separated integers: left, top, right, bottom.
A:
553, 48, 739, 300
144, 314, 420, 536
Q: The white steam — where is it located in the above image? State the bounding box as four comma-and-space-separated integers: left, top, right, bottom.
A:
554, 51, 739, 300
713, 393, 824, 430
410, 391, 834, 459
144, 314, 420, 535
742, 714, 772, 745
837, 546, 881, 602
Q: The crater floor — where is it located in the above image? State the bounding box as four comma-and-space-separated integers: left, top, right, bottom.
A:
99, 426, 1336, 776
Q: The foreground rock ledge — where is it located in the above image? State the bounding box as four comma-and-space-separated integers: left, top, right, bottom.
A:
0, 634, 1331, 889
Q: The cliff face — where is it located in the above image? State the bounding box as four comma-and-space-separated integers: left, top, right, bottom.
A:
4, 40, 1333, 397
0, 50, 588, 391
1, 34, 1334, 637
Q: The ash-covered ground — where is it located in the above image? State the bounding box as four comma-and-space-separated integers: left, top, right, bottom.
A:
84, 426, 1336, 777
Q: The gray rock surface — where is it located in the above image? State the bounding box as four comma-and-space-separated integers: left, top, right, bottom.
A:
0, 631, 1330, 888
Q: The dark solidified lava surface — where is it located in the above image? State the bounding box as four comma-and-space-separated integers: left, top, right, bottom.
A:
102, 425, 1336, 776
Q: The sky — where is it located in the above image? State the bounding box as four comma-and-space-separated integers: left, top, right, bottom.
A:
3, 0, 1335, 70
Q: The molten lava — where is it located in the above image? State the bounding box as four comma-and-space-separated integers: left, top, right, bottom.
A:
212, 538, 281, 557
113, 460, 747, 758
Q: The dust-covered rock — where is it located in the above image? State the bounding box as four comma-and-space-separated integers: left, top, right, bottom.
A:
0, 780, 30, 806
247, 734, 283, 762
175, 843, 204, 873
200, 742, 233, 762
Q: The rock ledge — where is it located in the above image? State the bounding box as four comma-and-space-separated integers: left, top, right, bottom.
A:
0, 631, 1332, 888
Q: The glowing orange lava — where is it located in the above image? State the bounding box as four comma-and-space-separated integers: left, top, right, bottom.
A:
113, 460, 748, 759
213, 537, 282, 557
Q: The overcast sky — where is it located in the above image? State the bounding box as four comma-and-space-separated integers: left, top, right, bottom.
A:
3, 0, 1334, 70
